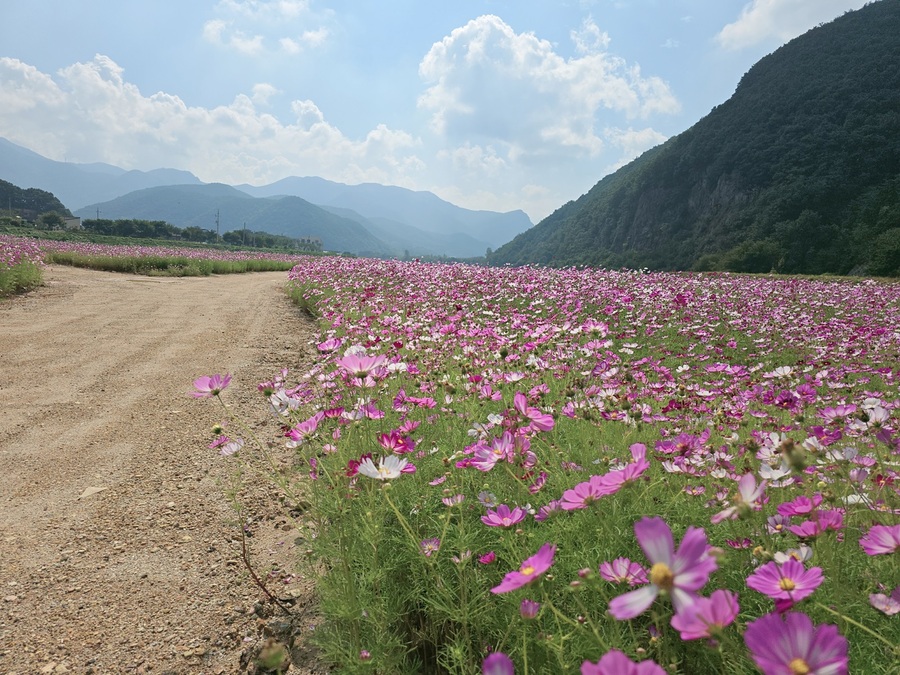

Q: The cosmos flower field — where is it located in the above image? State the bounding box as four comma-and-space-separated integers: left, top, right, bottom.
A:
210, 256, 900, 674
0, 234, 304, 285
0, 235, 44, 295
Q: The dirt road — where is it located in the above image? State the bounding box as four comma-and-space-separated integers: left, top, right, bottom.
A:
0, 265, 323, 674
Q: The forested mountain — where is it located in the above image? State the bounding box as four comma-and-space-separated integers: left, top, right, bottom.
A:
0, 178, 71, 217
490, 1, 900, 276
73, 184, 393, 256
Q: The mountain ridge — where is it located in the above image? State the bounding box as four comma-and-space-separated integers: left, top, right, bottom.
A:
490, 0, 900, 276
0, 137, 532, 258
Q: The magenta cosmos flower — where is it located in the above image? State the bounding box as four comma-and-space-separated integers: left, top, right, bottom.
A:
581, 650, 666, 675
859, 523, 900, 555
744, 612, 848, 675
670, 589, 739, 641
482, 504, 527, 528
490, 543, 556, 594
482, 652, 514, 675
191, 373, 232, 398
608, 517, 717, 619
746, 558, 823, 603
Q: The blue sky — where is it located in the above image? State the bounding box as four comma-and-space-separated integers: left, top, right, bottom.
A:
0, 0, 869, 222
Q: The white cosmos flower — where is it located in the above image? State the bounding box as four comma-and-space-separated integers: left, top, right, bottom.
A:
357, 455, 408, 480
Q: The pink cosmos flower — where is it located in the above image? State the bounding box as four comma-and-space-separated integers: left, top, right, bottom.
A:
560, 476, 617, 510
598, 444, 652, 493
598, 558, 648, 586
479, 551, 496, 565
420, 538, 440, 557
581, 650, 666, 675
787, 509, 844, 538
859, 523, 900, 555
670, 590, 739, 640
869, 586, 900, 615
482, 652, 514, 675
744, 612, 848, 675
316, 337, 342, 352
711, 473, 767, 524
482, 504, 527, 528
608, 517, 717, 620
490, 543, 556, 594
519, 598, 540, 619
285, 412, 324, 447
534, 500, 562, 522
776, 494, 822, 517
471, 432, 516, 472
336, 353, 387, 378
513, 391, 554, 433
191, 373, 232, 398
217, 437, 244, 456
746, 558, 823, 603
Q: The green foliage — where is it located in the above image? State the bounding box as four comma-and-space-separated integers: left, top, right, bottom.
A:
0, 260, 42, 296
43, 251, 297, 276
491, 1, 900, 276
0, 178, 71, 218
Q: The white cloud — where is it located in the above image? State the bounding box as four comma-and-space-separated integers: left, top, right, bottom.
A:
571, 16, 611, 54
418, 15, 678, 165
204, 0, 329, 57
716, 0, 867, 50
251, 82, 280, 105
0, 55, 421, 189
603, 126, 668, 171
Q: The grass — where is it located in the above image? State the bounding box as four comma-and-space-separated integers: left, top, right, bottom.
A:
0, 260, 42, 296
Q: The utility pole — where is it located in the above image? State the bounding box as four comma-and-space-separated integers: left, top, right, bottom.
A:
96, 208, 101, 220
215, 209, 220, 243
242, 221, 246, 246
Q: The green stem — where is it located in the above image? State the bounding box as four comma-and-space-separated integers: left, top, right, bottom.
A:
814, 602, 900, 654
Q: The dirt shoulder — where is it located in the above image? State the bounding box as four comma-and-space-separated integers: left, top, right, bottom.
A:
0, 265, 325, 674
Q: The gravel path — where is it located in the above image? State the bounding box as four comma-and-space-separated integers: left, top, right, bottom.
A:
0, 265, 325, 674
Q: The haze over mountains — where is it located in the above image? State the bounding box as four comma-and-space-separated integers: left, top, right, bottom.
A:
0, 137, 532, 257
491, 0, 900, 276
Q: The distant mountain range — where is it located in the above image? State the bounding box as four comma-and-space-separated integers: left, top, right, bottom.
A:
491, 0, 900, 276
0, 137, 532, 257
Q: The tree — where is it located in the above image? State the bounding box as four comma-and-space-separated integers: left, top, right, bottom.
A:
38, 211, 65, 230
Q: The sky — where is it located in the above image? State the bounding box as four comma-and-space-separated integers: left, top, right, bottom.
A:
0, 0, 870, 223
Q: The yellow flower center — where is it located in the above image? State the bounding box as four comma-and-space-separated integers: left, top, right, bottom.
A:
779, 577, 796, 591
520, 565, 535, 576
788, 658, 811, 674
649, 562, 675, 591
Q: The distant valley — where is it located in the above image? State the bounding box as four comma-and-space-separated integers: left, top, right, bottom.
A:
0, 138, 532, 258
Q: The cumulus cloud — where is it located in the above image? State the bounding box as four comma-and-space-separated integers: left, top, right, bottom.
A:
204, 0, 329, 56
418, 15, 678, 165
716, 0, 867, 50
251, 82, 280, 105
0, 55, 421, 188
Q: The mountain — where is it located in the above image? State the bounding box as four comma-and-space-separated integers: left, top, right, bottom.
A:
0, 138, 532, 258
1, 178, 71, 218
0, 138, 203, 210
236, 176, 532, 252
72, 184, 393, 256
490, 1, 900, 276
